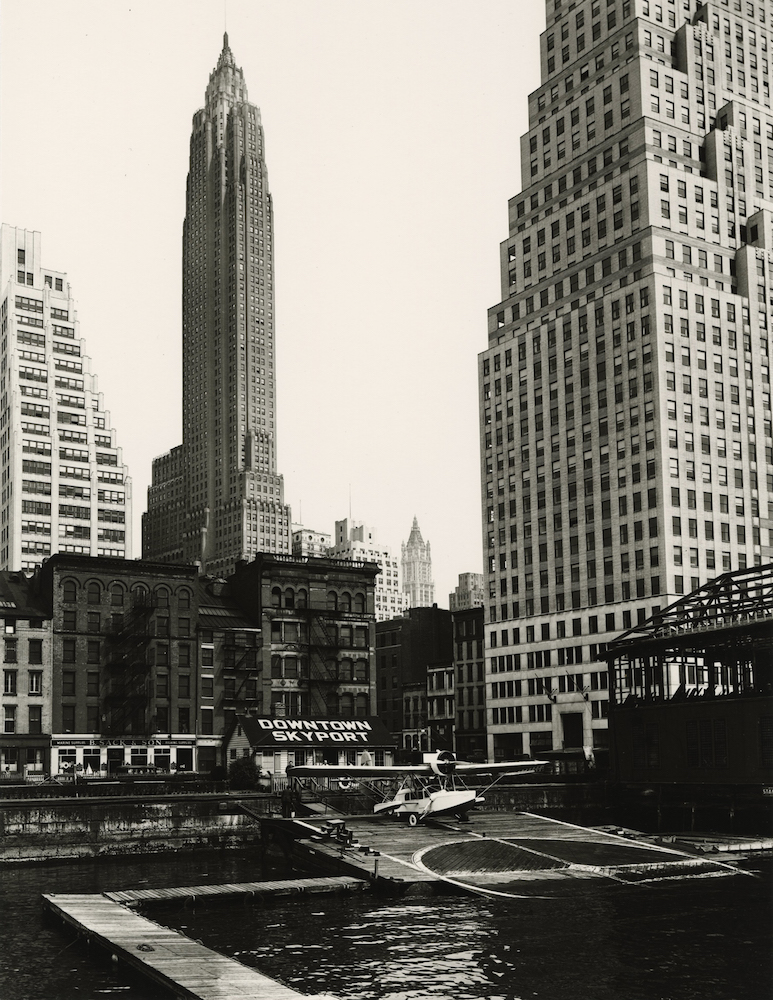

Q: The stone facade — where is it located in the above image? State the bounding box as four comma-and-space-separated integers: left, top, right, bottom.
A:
480, 0, 773, 759
143, 35, 291, 574
0, 226, 132, 574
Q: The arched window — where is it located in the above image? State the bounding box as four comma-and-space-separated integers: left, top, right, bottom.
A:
326, 690, 338, 716
284, 588, 295, 609
62, 580, 77, 603
339, 692, 354, 716
154, 588, 170, 608
177, 589, 191, 610
355, 693, 369, 717
296, 588, 308, 609
339, 658, 353, 682
271, 587, 282, 608
132, 585, 149, 607
353, 592, 366, 614
326, 591, 338, 611
86, 581, 101, 605
354, 659, 369, 682
340, 591, 352, 613
324, 659, 338, 681
110, 584, 124, 607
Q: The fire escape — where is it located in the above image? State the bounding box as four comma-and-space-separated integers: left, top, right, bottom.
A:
101, 592, 154, 736
220, 629, 261, 721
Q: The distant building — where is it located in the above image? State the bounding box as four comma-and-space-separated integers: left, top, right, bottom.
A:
452, 606, 487, 761
449, 572, 484, 612
0, 572, 51, 778
0, 225, 133, 574
426, 662, 455, 752
143, 35, 291, 574
329, 519, 406, 622
291, 525, 331, 559
375, 605, 452, 749
401, 517, 434, 608
230, 553, 379, 723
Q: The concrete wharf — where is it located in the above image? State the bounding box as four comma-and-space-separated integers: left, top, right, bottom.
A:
266, 810, 742, 895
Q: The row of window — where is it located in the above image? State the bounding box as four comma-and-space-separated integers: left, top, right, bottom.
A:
61, 580, 192, 608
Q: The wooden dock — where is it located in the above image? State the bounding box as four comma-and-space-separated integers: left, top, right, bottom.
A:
43, 878, 364, 999
106, 875, 367, 906
267, 810, 741, 896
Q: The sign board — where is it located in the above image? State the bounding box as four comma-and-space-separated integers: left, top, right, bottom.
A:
241, 716, 394, 749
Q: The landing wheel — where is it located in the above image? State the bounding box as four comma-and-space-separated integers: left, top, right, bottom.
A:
407, 813, 418, 827
455, 813, 470, 823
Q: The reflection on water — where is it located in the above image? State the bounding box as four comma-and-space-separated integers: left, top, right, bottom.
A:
159, 860, 772, 1000
0, 850, 770, 1000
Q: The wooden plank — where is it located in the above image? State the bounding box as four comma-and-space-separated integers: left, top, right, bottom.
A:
43, 893, 338, 1000
105, 875, 366, 905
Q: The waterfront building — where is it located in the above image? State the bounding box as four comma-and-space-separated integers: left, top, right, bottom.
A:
0, 226, 132, 574
605, 562, 773, 830
480, 0, 773, 760
230, 553, 379, 726
401, 517, 435, 608
35, 554, 201, 776
452, 605, 487, 761
0, 572, 51, 778
375, 605, 452, 749
449, 572, 485, 611
329, 518, 407, 622
143, 34, 291, 575
291, 525, 331, 559
225, 712, 396, 776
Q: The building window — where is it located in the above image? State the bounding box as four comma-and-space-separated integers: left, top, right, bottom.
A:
28, 706, 42, 735
4, 705, 16, 734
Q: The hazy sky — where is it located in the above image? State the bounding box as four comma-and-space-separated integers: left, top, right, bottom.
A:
0, 1, 545, 605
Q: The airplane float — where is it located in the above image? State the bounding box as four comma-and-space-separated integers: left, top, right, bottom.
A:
287, 751, 548, 825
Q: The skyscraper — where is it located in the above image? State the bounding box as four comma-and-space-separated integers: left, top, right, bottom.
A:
143, 35, 291, 575
480, 0, 773, 761
329, 518, 407, 621
401, 517, 435, 608
0, 226, 132, 573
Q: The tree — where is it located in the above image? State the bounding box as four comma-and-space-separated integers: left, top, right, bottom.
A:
228, 755, 261, 789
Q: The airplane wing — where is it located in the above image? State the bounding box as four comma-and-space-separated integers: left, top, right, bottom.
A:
453, 759, 549, 774
287, 758, 548, 780
287, 764, 433, 779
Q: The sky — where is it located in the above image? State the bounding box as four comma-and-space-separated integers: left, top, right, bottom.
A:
0, 1, 545, 606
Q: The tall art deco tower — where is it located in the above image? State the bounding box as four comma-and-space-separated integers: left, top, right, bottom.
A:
143, 35, 291, 575
481, 0, 773, 761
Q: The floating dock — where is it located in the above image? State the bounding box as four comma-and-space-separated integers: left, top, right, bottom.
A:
43, 877, 363, 999
263, 810, 744, 896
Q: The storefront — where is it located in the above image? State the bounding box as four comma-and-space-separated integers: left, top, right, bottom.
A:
226, 715, 396, 775
0, 735, 50, 779
50, 735, 198, 775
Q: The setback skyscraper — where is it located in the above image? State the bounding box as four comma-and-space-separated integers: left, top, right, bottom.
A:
0, 226, 132, 573
143, 35, 291, 575
480, 0, 773, 761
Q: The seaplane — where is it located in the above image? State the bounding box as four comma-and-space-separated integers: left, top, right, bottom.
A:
287, 750, 547, 826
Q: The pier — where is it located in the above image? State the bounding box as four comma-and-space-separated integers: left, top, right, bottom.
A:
43, 877, 364, 999
264, 810, 743, 895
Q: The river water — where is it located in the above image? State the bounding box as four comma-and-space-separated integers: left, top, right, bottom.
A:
0, 848, 770, 1000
